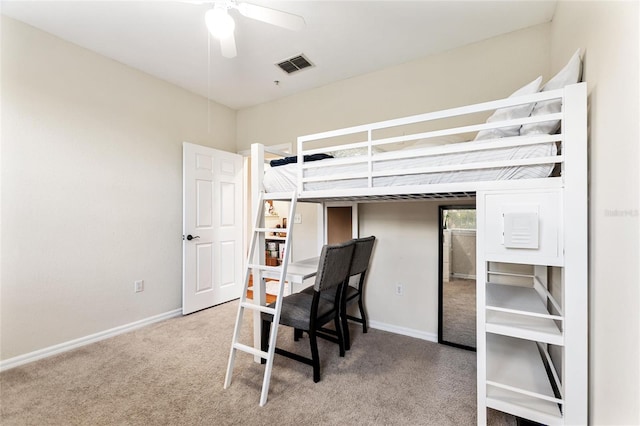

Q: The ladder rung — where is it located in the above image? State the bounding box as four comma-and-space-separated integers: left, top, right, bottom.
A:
240, 302, 276, 315
234, 343, 270, 359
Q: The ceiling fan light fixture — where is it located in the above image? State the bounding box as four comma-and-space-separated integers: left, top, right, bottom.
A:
205, 7, 235, 40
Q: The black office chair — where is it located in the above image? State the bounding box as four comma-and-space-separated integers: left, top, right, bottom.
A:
261, 240, 355, 383
299, 236, 376, 351
340, 236, 376, 350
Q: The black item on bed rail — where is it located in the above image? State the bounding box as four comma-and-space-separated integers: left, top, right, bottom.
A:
270, 153, 333, 167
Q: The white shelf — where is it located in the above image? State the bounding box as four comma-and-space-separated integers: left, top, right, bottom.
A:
486, 311, 563, 345
486, 334, 563, 425
265, 236, 286, 241
487, 387, 563, 426
486, 283, 563, 345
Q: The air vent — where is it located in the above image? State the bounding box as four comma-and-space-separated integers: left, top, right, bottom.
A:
276, 54, 314, 74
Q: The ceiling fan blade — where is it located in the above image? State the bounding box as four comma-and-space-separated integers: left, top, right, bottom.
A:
220, 34, 237, 58
236, 2, 305, 31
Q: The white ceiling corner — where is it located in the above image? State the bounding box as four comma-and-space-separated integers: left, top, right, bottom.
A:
1, 0, 557, 110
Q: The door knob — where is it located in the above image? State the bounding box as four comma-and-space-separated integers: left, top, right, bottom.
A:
186, 235, 200, 241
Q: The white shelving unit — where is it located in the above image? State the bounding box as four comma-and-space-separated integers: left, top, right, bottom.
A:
477, 187, 587, 426
480, 263, 565, 425
264, 209, 287, 265
476, 84, 587, 425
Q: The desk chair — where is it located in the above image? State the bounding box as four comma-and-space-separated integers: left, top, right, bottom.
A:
261, 240, 355, 383
341, 236, 376, 351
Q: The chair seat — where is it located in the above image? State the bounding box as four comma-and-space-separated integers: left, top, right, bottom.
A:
262, 292, 336, 331
344, 286, 359, 300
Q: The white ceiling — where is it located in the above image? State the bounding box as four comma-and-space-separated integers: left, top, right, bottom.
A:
1, 0, 557, 110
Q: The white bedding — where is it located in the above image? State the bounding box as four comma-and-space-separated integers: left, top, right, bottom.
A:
263, 140, 558, 193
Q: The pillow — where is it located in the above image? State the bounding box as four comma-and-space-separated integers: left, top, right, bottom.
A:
328, 146, 383, 158
474, 76, 543, 141
521, 49, 583, 135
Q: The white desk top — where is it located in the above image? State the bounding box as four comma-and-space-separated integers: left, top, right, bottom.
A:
260, 256, 319, 285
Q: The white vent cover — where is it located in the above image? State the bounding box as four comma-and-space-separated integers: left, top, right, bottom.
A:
276, 54, 314, 74
503, 211, 539, 249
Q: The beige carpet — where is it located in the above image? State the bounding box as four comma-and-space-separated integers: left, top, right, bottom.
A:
1, 300, 515, 425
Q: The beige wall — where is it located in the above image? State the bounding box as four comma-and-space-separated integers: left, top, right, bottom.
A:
0, 16, 237, 359
358, 202, 440, 333
237, 23, 551, 152
550, 2, 640, 424
237, 24, 551, 338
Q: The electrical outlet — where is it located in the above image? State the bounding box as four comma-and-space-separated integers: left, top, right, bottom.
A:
134, 280, 144, 293
395, 283, 403, 296
294, 213, 302, 224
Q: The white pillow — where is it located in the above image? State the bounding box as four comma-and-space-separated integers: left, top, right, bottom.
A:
521, 49, 583, 135
474, 76, 543, 141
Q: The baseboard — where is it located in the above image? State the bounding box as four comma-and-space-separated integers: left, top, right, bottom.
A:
0, 308, 182, 372
368, 320, 438, 343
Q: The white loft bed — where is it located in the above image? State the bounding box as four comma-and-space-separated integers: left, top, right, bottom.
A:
253, 84, 585, 202
249, 82, 587, 425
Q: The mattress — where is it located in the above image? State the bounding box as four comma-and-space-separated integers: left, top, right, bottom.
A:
263, 140, 558, 193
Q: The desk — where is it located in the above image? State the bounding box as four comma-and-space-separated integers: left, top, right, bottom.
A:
247, 257, 319, 302
261, 256, 319, 287
251, 257, 319, 360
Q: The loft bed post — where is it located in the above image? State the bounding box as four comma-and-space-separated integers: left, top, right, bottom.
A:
250, 143, 266, 362
367, 129, 373, 189
476, 198, 488, 426
297, 136, 304, 197
251, 143, 265, 233
561, 82, 588, 425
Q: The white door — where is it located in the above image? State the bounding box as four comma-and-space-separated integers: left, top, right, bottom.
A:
183, 142, 243, 315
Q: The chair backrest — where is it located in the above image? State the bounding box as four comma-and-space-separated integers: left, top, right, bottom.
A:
349, 236, 376, 278
313, 240, 355, 293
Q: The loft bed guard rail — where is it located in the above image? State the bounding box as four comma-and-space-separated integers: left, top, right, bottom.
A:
254, 82, 586, 201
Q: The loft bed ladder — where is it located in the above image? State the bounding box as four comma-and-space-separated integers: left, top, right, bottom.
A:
223, 190, 298, 406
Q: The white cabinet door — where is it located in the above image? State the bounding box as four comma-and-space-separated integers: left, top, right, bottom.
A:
183, 142, 243, 315
480, 189, 563, 266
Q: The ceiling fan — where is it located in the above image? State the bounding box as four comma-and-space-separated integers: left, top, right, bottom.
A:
185, 0, 306, 58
